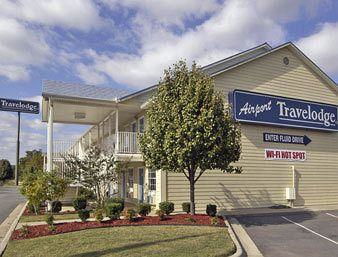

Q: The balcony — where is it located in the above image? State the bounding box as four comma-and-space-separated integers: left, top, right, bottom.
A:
103, 132, 143, 154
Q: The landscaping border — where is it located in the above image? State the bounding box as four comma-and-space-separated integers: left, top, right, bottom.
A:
0, 201, 27, 256
225, 218, 244, 257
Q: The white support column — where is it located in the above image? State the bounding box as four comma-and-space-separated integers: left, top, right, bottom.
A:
97, 124, 100, 146
47, 99, 54, 172
108, 115, 111, 137
115, 108, 119, 153
89, 130, 92, 146
102, 121, 105, 145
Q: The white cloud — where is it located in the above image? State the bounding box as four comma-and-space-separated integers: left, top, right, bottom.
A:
297, 22, 338, 75
77, 0, 286, 88
103, 0, 221, 27
1, 0, 103, 31
0, 65, 29, 81
0, 18, 51, 81
75, 63, 107, 85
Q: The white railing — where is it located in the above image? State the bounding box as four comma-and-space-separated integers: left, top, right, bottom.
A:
53, 140, 79, 159
117, 132, 142, 154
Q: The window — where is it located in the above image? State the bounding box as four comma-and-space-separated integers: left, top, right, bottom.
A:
139, 117, 145, 133
148, 169, 156, 191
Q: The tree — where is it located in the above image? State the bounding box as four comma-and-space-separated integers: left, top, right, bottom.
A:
20, 170, 69, 214
0, 159, 13, 180
20, 150, 44, 176
64, 146, 119, 207
139, 61, 242, 215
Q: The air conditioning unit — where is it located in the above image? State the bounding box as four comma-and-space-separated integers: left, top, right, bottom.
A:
285, 187, 296, 200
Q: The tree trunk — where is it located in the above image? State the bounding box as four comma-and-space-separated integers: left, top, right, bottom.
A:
189, 176, 195, 215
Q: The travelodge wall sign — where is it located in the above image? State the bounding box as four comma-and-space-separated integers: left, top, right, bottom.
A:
229, 90, 338, 131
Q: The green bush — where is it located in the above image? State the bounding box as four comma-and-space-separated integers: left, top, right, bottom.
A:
94, 208, 104, 222
45, 214, 54, 226
124, 209, 137, 222
156, 209, 165, 221
206, 204, 217, 217
51, 201, 62, 213
182, 202, 190, 214
79, 187, 95, 200
73, 197, 87, 211
106, 203, 122, 220
185, 217, 196, 223
159, 201, 174, 215
138, 203, 152, 216
106, 197, 124, 212
210, 217, 218, 225
0, 159, 12, 180
78, 209, 90, 222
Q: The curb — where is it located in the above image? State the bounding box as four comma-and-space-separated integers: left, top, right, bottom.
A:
228, 217, 263, 257
225, 218, 244, 257
0, 201, 27, 256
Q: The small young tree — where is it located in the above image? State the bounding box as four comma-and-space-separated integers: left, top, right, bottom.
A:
139, 61, 242, 215
20, 170, 69, 214
64, 146, 119, 207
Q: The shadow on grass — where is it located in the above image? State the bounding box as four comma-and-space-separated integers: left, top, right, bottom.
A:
69, 232, 216, 257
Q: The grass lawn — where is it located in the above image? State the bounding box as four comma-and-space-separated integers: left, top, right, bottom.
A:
19, 212, 92, 223
4, 226, 235, 257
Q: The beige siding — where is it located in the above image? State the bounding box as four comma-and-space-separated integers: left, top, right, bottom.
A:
167, 47, 338, 212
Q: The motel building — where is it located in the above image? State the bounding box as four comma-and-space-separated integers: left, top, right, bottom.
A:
42, 42, 338, 211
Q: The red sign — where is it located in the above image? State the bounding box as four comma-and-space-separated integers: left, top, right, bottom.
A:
265, 149, 306, 161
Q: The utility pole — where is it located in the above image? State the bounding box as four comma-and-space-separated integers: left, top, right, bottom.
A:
15, 112, 21, 186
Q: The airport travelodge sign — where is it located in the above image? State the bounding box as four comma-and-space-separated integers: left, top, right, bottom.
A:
229, 90, 338, 132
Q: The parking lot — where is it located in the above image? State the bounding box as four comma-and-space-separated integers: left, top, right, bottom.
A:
237, 210, 338, 257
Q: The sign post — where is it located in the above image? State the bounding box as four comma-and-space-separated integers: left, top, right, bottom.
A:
0, 98, 39, 186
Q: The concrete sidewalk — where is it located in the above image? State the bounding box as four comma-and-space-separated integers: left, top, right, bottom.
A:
0, 202, 27, 256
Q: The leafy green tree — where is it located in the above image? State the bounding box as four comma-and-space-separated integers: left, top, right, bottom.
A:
20, 150, 44, 176
139, 61, 242, 215
0, 159, 13, 180
20, 170, 69, 214
64, 146, 120, 207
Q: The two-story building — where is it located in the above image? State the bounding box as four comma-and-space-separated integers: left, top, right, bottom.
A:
42, 42, 338, 212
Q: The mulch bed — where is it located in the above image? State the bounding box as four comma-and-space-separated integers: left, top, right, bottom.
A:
12, 214, 225, 240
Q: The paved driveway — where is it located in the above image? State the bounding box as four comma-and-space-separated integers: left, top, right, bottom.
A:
0, 186, 25, 225
237, 211, 338, 257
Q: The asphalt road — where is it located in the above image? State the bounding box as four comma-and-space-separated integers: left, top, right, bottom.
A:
0, 186, 25, 225
237, 211, 338, 257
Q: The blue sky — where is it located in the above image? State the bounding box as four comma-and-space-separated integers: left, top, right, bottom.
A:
1, 0, 338, 163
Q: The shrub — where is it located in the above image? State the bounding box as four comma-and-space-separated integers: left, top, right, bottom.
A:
159, 201, 174, 215
78, 209, 90, 222
45, 214, 54, 226
79, 187, 95, 200
51, 201, 62, 213
210, 217, 219, 225
156, 209, 165, 221
124, 209, 137, 222
106, 197, 124, 212
206, 204, 217, 217
73, 197, 87, 211
20, 225, 29, 236
138, 203, 152, 216
106, 203, 122, 220
94, 208, 104, 222
182, 202, 190, 214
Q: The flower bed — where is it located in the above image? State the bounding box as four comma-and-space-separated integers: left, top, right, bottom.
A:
13, 214, 225, 240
